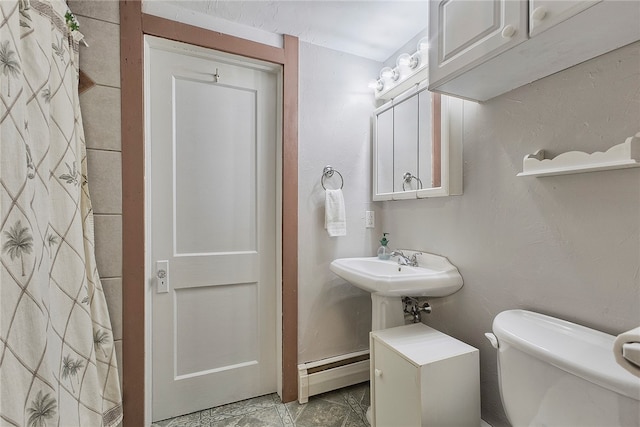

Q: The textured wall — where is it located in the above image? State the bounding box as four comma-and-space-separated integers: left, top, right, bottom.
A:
69, 0, 123, 386
380, 41, 640, 426
297, 42, 382, 363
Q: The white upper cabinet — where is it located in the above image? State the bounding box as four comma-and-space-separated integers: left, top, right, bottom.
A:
428, 0, 640, 102
428, 0, 527, 87
529, 0, 600, 37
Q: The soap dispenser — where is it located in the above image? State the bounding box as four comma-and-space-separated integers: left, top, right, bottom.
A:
377, 233, 391, 260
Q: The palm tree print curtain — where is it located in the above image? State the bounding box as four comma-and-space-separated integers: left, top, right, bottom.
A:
0, 1, 122, 426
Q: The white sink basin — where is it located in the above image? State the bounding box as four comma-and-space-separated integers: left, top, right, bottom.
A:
330, 253, 463, 297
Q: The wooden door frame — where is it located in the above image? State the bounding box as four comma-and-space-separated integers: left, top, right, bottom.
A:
120, 2, 299, 425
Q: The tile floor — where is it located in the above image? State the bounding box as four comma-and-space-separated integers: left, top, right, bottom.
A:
152, 382, 371, 427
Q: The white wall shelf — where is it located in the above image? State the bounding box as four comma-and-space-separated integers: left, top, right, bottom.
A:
517, 133, 640, 177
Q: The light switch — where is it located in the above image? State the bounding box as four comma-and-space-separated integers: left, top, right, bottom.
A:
365, 211, 375, 228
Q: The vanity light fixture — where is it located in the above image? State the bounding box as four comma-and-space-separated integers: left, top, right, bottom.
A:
416, 36, 429, 53
372, 36, 430, 100
396, 53, 419, 71
380, 66, 399, 82
368, 79, 385, 91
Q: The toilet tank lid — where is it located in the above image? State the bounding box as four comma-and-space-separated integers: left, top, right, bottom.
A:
493, 309, 640, 401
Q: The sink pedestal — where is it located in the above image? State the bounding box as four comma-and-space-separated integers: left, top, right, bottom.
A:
330, 253, 464, 426
371, 294, 405, 331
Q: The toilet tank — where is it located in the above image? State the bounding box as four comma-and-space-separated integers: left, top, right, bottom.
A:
492, 310, 640, 427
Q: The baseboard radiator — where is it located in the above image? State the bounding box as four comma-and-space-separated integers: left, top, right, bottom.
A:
297, 350, 370, 404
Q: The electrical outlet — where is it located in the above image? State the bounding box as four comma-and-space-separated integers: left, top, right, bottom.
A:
365, 211, 375, 228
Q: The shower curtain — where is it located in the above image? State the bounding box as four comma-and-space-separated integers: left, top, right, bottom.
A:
0, 1, 122, 426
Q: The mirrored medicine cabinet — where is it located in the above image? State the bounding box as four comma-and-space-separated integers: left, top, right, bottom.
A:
372, 80, 463, 201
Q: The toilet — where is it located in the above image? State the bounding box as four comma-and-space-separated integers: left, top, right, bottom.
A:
486, 309, 640, 427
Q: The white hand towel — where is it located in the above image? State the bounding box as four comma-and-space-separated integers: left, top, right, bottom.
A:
325, 189, 346, 237
613, 327, 640, 377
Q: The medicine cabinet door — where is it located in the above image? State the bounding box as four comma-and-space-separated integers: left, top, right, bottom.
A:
418, 91, 441, 190
375, 106, 394, 196
393, 94, 419, 195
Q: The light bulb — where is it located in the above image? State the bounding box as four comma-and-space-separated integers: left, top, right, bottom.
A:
380, 67, 393, 79
380, 67, 399, 82
417, 36, 429, 52
408, 53, 420, 69
396, 52, 421, 79
396, 53, 412, 68
368, 79, 384, 92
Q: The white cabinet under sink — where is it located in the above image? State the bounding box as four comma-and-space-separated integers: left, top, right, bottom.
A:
370, 324, 480, 427
428, 0, 640, 102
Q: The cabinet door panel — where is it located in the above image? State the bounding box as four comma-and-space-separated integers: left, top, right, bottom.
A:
418, 92, 441, 189
376, 107, 394, 195
429, 0, 527, 86
373, 341, 421, 427
393, 95, 419, 193
529, 0, 601, 36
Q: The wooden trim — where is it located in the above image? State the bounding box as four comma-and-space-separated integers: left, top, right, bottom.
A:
120, 2, 300, 424
120, 1, 145, 426
142, 13, 286, 65
281, 34, 299, 403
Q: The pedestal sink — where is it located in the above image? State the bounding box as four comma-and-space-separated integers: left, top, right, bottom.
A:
330, 251, 463, 330
330, 251, 463, 424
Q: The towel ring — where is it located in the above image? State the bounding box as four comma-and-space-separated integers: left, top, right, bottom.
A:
321, 165, 344, 190
402, 172, 423, 191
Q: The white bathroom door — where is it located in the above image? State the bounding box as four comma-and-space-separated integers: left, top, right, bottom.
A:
146, 37, 278, 422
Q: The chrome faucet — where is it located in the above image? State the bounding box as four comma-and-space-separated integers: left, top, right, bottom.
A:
391, 250, 420, 267
391, 251, 410, 265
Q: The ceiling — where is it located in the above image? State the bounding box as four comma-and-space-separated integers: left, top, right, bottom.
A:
164, 1, 430, 62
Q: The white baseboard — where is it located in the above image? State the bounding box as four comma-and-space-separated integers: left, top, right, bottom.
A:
297, 350, 370, 404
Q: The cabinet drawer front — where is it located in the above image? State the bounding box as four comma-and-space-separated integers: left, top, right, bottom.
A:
373, 341, 421, 427
429, 0, 527, 85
